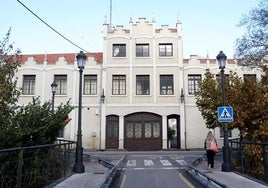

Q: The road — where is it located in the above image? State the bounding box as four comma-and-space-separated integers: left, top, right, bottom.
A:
87, 151, 206, 188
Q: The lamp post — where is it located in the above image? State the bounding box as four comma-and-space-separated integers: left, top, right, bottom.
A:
51, 81, 57, 113
73, 51, 86, 173
216, 51, 233, 172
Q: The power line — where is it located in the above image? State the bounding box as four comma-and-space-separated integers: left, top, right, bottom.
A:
17, 0, 89, 53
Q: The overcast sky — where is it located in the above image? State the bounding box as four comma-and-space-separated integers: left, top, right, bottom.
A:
1, 0, 260, 58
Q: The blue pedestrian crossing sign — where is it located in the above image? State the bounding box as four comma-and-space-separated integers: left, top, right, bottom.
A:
217, 106, 233, 122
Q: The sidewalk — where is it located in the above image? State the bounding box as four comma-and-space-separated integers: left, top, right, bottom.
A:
52, 158, 109, 188
190, 154, 267, 188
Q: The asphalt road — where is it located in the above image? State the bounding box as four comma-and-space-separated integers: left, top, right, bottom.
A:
103, 153, 205, 188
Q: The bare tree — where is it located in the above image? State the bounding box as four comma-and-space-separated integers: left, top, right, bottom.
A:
235, 0, 268, 66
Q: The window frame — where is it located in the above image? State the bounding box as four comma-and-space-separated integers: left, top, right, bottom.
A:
159, 43, 173, 57
112, 75, 126, 95
83, 74, 97, 95
112, 44, 126, 57
136, 43, 149, 57
160, 75, 174, 95
188, 74, 201, 95
243, 74, 256, 82
54, 75, 67, 95
22, 75, 36, 95
136, 75, 150, 95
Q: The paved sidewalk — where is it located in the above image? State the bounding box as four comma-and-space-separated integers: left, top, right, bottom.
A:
191, 155, 268, 188
52, 158, 109, 188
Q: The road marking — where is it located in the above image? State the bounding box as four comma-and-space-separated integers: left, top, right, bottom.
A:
149, 156, 163, 160
170, 156, 184, 160
144, 160, 154, 166
129, 167, 182, 170
178, 173, 195, 188
120, 174, 126, 188
160, 160, 172, 166
126, 160, 136, 166
176, 159, 187, 166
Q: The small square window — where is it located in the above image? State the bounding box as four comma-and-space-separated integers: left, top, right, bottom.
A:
113, 44, 126, 57
159, 43, 173, 57
136, 44, 149, 57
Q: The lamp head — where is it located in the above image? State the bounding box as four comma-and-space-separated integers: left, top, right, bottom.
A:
76, 51, 86, 69
51, 80, 58, 93
216, 51, 227, 69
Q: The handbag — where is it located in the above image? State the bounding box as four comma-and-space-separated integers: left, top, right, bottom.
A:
210, 140, 218, 152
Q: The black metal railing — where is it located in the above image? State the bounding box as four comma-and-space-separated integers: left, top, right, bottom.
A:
230, 138, 268, 184
188, 155, 228, 188
98, 155, 126, 188
0, 139, 76, 188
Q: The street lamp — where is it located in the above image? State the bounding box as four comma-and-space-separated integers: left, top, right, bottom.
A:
216, 51, 233, 172
73, 51, 86, 173
51, 80, 57, 113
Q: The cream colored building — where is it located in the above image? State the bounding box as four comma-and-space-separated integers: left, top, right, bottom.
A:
16, 18, 262, 150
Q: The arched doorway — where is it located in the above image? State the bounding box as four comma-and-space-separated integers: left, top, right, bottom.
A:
124, 112, 162, 151
105, 115, 119, 149
167, 115, 180, 149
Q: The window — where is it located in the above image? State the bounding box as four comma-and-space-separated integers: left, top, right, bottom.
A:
136, 75, 150, 95
220, 127, 232, 138
159, 43, 173, 57
22, 75, 35, 95
243, 74, 256, 82
126, 122, 160, 139
160, 75, 174, 95
136, 44, 149, 57
54, 75, 67, 95
112, 75, 126, 95
216, 74, 230, 83
113, 44, 126, 57
84, 75, 97, 95
188, 74, 201, 95
107, 121, 118, 138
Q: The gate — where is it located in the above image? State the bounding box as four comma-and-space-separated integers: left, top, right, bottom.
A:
124, 112, 162, 151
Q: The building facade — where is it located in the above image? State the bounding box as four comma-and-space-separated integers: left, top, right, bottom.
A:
16, 18, 262, 150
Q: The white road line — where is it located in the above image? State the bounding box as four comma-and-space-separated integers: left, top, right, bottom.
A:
170, 156, 184, 160
160, 160, 172, 166
176, 160, 187, 166
126, 160, 136, 166
144, 160, 154, 166
128, 167, 184, 170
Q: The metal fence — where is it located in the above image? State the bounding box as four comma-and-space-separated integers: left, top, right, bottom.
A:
0, 139, 76, 188
230, 138, 268, 184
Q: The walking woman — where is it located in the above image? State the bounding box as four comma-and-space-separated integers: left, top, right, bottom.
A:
204, 131, 217, 169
